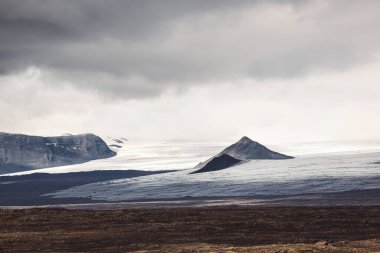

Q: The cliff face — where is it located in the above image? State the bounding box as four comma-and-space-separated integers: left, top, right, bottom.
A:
0, 133, 116, 173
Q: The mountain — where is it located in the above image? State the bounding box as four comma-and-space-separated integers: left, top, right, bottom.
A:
191, 154, 241, 174
219, 136, 293, 160
0, 132, 116, 174
192, 136, 293, 173
106, 137, 128, 150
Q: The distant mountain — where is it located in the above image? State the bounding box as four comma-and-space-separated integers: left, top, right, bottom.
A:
107, 137, 128, 145
191, 154, 241, 174
109, 144, 122, 149
192, 136, 293, 174
0, 132, 116, 174
219, 136, 293, 160
106, 137, 128, 151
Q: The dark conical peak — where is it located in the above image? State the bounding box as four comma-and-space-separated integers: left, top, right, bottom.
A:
191, 154, 241, 174
220, 136, 293, 160
239, 136, 251, 141
237, 136, 256, 144
191, 135, 294, 174
236, 136, 262, 148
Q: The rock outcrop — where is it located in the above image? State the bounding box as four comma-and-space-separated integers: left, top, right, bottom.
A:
0, 132, 116, 174
192, 136, 293, 174
191, 154, 241, 174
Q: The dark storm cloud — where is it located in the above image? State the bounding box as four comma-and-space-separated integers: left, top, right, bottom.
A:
1, 0, 380, 98
0, 0, 255, 92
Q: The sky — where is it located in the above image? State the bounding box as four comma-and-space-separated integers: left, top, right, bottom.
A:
1, 0, 380, 143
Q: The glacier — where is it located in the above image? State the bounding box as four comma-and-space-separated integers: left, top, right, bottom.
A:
46, 151, 380, 201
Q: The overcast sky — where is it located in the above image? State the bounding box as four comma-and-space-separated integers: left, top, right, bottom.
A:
1, 0, 380, 142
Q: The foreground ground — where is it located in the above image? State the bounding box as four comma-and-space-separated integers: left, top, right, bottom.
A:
1, 206, 380, 252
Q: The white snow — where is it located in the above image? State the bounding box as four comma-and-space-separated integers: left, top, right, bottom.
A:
7, 139, 380, 176
4, 139, 380, 201
46, 151, 380, 201
5, 141, 230, 175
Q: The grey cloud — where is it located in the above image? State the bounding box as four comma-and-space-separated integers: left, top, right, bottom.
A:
0, 0, 254, 73
1, 0, 380, 98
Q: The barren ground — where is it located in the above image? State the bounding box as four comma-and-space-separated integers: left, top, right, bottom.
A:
1, 206, 380, 252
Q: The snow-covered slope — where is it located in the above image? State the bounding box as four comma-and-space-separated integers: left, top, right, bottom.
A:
6, 141, 229, 175
219, 136, 293, 160
46, 151, 380, 201
193, 136, 293, 173
106, 137, 128, 150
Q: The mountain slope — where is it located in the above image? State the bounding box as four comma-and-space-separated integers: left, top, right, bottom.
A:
191, 154, 241, 174
219, 136, 293, 160
192, 136, 293, 173
0, 132, 116, 174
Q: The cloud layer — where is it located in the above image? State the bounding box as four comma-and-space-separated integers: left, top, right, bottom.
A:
2, 0, 380, 97
1, 0, 380, 141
